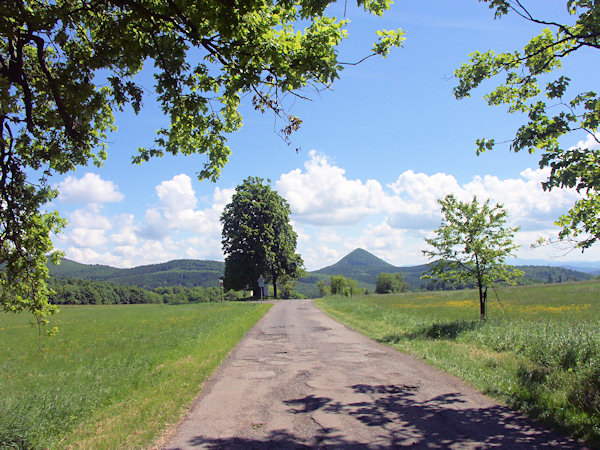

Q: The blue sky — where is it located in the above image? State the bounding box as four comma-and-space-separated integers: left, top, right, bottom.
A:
48, 1, 600, 270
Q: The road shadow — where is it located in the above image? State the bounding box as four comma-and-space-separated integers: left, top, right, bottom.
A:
177, 383, 582, 449
380, 320, 481, 343
185, 429, 372, 449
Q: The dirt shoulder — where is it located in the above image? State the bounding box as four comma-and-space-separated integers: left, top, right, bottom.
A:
165, 299, 581, 449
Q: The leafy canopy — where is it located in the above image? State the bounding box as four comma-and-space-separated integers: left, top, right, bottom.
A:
221, 176, 303, 298
0, 0, 404, 319
423, 194, 522, 318
375, 272, 408, 294
454, 1, 600, 251
329, 274, 358, 296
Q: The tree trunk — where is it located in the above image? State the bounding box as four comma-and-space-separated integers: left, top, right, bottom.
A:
475, 255, 485, 320
478, 281, 485, 320
272, 270, 278, 299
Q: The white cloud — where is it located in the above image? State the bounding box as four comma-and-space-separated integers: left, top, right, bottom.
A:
272, 151, 587, 269
58, 173, 124, 204
571, 132, 600, 151
139, 208, 169, 241
300, 244, 342, 271
151, 174, 228, 235
53, 151, 592, 271
57, 174, 228, 268
184, 236, 223, 261
64, 247, 124, 267
109, 214, 138, 246
68, 209, 113, 230
277, 150, 386, 225
156, 174, 197, 212
276, 152, 580, 234
67, 228, 108, 248
64, 237, 178, 268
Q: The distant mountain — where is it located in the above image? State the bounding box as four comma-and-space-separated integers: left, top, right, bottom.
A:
313, 247, 396, 281
297, 248, 593, 296
304, 248, 397, 292
49, 258, 121, 279
515, 258, 600, 275
515, 265, 592, 284
48, 250, 594, 297
49, 258, 225, 290
312, 248, 434, 288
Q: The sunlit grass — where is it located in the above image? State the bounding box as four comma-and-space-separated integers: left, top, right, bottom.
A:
316, 280, 600, 445
0, 302, 270, 448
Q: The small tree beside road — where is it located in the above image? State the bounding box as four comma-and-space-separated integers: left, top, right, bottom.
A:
422, 194, 522, 319
329, 275, 358, 296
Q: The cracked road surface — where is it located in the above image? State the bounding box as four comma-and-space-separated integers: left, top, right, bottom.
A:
165, 299, 580, 449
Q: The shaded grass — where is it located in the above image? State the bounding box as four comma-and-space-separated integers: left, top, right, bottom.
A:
0, 302, 270, 448
315, 280, 600, 445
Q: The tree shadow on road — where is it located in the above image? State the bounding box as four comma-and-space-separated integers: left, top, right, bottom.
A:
178, 383, 580, 449
185, 429, 370, 449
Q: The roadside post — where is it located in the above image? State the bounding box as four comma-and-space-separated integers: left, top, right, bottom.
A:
257, 274, 265, 301
219, 277, 224, 302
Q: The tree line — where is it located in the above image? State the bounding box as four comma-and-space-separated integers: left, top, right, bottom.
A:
47, 278, 230, 305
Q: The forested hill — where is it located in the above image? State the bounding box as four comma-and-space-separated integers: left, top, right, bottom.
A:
49, 251, 593, 294
314, 248, 397, 282
48, 259, 225, 290
297, 249, 593, 296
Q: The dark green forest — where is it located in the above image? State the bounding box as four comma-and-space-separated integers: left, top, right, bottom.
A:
48, 278, 227, 305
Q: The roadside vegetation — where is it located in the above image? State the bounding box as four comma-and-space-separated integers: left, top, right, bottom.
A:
0, 302, 270, 448
315, 280, 600, 445
47, 277, 229, 305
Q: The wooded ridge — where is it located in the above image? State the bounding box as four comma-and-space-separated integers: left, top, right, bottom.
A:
48, 248, 593, 300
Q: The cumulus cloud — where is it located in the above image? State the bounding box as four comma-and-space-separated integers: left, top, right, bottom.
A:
277, 150, 386, 225
271, 151, 587, 269
58, 173, 124, 204
68, 228, 108, 248
276, 151, 580, 234
571, 132, 600, 151
65, 237, 178, 268
184, 236, 223, 261
109, 214, 138, 246
54, 151, 589, 271
156, 174, 197, 212
57, 173, 228, 267
149, 174, 231, 235
68, 209, 113, 230
139, 208, 169, 241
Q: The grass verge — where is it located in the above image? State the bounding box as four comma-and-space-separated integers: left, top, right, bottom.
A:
0, 302, 270, 448
315, 280, 600, 446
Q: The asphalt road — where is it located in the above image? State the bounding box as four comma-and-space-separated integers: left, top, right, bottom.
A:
164, 299, 582, 449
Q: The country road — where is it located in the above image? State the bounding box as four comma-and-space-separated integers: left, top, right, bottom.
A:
164, 299, 580, 449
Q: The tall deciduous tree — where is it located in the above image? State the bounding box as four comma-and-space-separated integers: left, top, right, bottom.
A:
422, 194, 522, 319
0, 0, 404, 318
221, 177, 303, 298
454, 1, 600, 251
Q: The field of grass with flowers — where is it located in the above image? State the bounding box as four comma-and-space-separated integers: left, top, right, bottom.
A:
0, 302, 270, 448
316, 280, 600, 445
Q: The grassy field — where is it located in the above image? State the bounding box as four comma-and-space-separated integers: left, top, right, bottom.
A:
0, 302, 270, 448
315, 280, 600, 445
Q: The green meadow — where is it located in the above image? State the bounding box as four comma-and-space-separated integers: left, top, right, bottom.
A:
0, 302, 270, 448
316, 280, 600, 445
